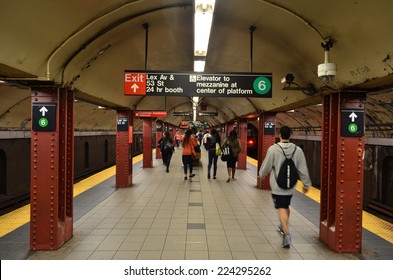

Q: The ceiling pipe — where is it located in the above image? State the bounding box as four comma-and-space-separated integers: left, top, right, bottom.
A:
246, 25, 260, 113
142, 23, 149, 71
249, 26, 256, 73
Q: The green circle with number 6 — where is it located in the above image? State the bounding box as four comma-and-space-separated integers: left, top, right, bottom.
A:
348, 123, 358, 133
253, 77, 271, 95
39, 117, 48, 128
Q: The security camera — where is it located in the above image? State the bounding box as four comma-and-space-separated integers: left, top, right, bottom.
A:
281, 73, 295, 84
317, 62, 337, 83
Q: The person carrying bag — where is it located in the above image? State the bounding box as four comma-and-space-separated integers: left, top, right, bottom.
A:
206, 128, 221, 179
221, 130, 242, 182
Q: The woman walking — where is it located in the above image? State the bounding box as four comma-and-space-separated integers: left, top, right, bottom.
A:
206, 128, 221, 179
222, 130, 242, 182
181, 129, 198, 181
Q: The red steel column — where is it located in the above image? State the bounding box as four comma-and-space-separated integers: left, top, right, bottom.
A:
320, 94, 335, 246
257, 112, 276, 189
30, 87, 73, 250
59, 88, 74, 241
143, 118, 153, 168
116, 110, 133, 188
320, 92, 366, 253
156, 121, 163, 159
237, 119, 247, 169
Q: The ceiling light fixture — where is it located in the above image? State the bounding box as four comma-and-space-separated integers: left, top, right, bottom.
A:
194, 0, 216, 58
194, 59, 206, 72
193, 0, 216, 122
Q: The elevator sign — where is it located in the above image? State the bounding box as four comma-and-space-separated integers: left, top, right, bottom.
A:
124, 71, 272, 98
340, 109, 364, 137
32, 103, 56, 132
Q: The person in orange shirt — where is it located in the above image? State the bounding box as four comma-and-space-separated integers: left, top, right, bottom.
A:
181, 129, 198, 181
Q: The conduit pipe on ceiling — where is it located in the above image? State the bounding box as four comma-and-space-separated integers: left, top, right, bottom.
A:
249, 26, 256, 73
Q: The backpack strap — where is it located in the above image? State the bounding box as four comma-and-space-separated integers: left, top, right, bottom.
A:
276, 143, 296, 159
276, 144, 287, 158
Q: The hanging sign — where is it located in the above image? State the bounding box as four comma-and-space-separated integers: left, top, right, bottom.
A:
198, 112, 218, 116
135, 111, 167, 118
124, 71, 272, 98
173, 112, 192, 116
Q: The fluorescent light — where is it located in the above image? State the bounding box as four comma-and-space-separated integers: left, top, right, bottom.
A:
194, 13, 213, 56
193, 0, 215, 121
192, 97, 199, 121
194, 0, 216, 57
193, 107, 197, 121
194, 60, 205, 72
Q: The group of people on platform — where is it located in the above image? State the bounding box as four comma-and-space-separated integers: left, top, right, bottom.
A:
158, 128, 242, 182
158, 125, 312, 250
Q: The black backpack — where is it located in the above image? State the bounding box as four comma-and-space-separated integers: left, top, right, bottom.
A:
274, 144, 299, 189
163, 139, 174, 151
206, 135, 216, 150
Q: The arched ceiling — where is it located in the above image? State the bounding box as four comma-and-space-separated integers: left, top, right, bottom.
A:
1, 0, 393, 136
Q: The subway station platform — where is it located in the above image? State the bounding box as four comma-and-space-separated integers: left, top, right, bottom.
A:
1, 148, 393, 260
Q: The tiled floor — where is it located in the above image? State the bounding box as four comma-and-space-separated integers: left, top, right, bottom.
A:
26, 149, 359, 260
2, 148, 393, 260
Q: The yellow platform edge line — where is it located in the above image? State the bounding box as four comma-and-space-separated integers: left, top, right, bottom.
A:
247, 156, 393, 244
1, 154, 392, 245
0, 152, 145, 237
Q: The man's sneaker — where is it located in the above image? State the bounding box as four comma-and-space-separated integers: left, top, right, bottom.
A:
282, 234, 291, 248
277, 225, 285, 236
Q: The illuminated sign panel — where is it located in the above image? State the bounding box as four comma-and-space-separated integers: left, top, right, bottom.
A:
135, 111, 167, 118
124, 71, 272, 98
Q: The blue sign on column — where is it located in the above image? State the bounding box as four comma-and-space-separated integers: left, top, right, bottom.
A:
32, 103, 56, 132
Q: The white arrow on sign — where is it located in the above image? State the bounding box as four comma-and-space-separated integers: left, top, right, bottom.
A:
131, 83, 139, 93
349, 112, 358, 122
39, 106, 48, 116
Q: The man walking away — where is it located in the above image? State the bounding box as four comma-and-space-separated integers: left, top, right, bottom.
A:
258, 126, 311, 248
